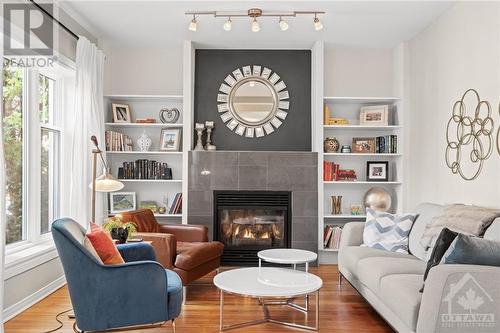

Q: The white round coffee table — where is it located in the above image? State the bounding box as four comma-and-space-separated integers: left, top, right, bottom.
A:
258, 248, 318, 272
214, 267, 322, 331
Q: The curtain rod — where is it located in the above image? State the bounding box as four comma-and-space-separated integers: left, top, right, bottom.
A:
29, 0, 79, 40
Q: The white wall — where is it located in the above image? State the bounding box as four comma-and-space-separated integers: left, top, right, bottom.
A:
102, 43, 183, 95
101, 43, 395, 98
324, 47, 395, 97
406, 2, 500, 208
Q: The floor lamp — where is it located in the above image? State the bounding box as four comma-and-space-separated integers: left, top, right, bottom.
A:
90, 135, 124, 223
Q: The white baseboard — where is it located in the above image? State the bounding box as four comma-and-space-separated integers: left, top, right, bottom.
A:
3, 275, 67, 322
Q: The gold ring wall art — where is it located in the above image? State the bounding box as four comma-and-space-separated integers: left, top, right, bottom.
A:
497, 102, 500, 156
445, 89, 494, 181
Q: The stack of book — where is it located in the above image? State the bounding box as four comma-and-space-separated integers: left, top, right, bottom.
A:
323, 161, 357, 181
169, 193, 182, 214
323, 225, 343, 249
118, 159, 172, 180
105, 130, 133, 151
376, 135, 398, 153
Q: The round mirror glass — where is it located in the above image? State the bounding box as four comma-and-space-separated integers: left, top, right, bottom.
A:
231, 79, 276, 125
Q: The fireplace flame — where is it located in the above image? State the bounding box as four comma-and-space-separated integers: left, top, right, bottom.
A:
242, 228, 253, 238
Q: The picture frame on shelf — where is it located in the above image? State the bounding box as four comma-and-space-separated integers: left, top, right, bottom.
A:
359, 105, 389, 126
366, 161, 389, 181
159, 128, 182, 151
352, 137, 376, 153
112, 103, 132, 123
110, 192, 136, 213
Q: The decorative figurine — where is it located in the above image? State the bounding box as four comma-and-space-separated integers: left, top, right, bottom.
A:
205, 121, 216, 151
159, 108, 180, 124
194, 123, 205, 151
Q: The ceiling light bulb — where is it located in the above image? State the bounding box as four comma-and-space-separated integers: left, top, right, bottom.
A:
279, 17, 289, 31
249, 81, 255, 87
251, 18, 260, 32
223, 17, 232, 31
314, 16, 323, 31
189, 16, 197, 32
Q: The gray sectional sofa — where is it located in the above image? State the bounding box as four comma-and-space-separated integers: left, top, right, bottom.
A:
338, 203, 500, 333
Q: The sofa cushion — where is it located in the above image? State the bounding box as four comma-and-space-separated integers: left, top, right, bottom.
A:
357, 257, 425, 292
339, 246, 417, 278
379, 274, 423, 331
423, 227, 458, 282
408, 203, 445, 261
86, 223, 125, 265
175, 241, 224, 271
442, 233, 500, 266
362, 209, 417, 254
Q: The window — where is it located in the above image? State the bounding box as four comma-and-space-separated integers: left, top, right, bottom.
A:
2, 59, 66, 247
2, 62, 24, 245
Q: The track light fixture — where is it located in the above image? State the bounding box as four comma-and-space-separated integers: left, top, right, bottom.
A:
251, 17, 260, 32
185, 8, 325, 32
279, 16, 289, 31
223, 17, 232, 31
188, 15, 197, 32
313, 13, 323, 31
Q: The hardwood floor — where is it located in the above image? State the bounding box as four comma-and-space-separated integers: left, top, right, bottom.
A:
5, 265, 392, 333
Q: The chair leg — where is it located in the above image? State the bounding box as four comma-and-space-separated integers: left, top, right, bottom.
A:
183, 286, 187, 305
338, 272, 343, 286
215, 268, 220, 275
171, 319, 176, 333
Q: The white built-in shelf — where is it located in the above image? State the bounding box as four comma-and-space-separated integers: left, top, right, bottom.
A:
324, 181, 402, 185
324, 153, 402, 157
324, 214, 367, 219
323, 125, 402, 130
320, 248, 339, 252
106, 151, 183, 155
104, 94, 183, 102
323, 96, 400, 103
119, 179, 182, 183
105, 122, 183, 128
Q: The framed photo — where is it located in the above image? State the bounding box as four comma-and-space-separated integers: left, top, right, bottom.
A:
366, 161, 389, 181
112, 103, 132, 123
352, 137, 376, 154
160, 128, 182, 151
110, 192, 136, 213
360, 105, 389, 126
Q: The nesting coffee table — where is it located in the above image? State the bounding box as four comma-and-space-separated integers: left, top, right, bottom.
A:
214, 267, 322, 331
258, 248, 318, 272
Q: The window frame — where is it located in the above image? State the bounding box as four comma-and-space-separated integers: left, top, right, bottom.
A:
4, 63, 65, 253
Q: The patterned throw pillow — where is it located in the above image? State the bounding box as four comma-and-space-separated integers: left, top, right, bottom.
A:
362, 208, 418, 254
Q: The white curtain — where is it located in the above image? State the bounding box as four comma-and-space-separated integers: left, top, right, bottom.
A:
69, 36, 106, 226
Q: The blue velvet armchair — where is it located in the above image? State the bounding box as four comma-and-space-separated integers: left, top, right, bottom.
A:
52, 218, 182, 332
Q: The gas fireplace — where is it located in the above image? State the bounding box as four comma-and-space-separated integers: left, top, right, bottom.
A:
214, 190, 291, 265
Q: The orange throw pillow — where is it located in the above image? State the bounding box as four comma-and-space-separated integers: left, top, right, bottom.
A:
86, 223, 124, 265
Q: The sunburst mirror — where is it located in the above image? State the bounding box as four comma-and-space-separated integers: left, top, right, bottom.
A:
217, 65, 290, 138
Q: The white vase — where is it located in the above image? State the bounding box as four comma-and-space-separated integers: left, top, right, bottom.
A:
137, 131, 152, 151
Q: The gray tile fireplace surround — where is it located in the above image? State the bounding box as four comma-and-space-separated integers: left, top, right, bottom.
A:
188, 151, 318, 256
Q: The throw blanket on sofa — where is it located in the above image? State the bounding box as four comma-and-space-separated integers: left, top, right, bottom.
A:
420, 204, 500, 250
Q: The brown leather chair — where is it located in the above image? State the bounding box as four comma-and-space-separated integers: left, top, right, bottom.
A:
117, 209, 223, 300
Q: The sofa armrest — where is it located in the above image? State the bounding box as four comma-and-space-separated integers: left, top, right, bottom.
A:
158, 224, 208, 242
339, 222, 365, 249
135, 232, 176, 269
417, 264, 500, 333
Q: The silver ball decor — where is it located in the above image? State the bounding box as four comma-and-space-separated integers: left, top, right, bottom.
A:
363, 187, 392, 212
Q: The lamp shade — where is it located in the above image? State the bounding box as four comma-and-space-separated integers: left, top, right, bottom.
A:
89, 169, 124, 192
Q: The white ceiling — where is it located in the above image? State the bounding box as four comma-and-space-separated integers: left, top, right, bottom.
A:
60, 1, 453, 48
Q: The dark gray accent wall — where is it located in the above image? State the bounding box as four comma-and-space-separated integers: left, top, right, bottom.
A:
194, 49, 312, 151
188, 151, 318, 257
